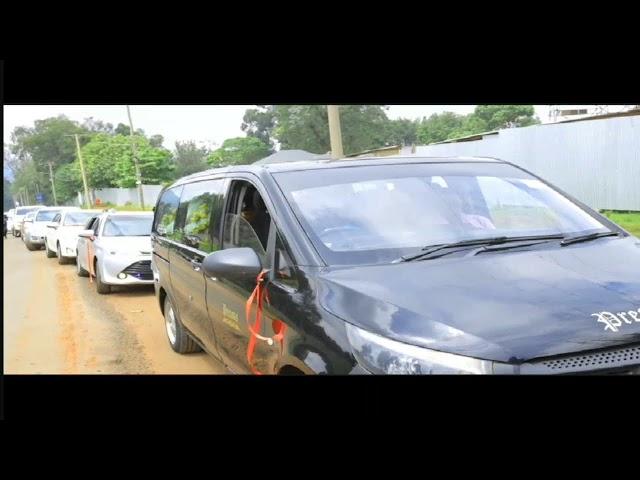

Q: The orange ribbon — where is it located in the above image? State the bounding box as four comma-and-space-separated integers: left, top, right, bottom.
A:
245, 269, 287, 375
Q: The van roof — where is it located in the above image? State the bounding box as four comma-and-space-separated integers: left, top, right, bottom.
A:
169, 155, 506, 188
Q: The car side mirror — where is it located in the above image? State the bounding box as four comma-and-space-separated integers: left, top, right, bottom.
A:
78, 229, 95, 240
202, 247, 262, 282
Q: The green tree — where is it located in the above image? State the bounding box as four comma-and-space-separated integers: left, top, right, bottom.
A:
81, 134, 175, 188
241, 106, 276, 149
207, 137, 271, 167
472, 105, 539, 130
386, 118, 421, 146
10, 116, 87, 170
173, 141, 210, 178
113, 136, 174, 187
54, 162, 83, 204
416, 112, 467, 144
264, 105, 391, 155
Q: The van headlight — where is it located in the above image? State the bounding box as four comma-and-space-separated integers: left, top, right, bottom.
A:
346, 324, 506, 374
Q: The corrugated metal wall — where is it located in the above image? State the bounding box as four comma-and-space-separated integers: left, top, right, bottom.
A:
414, 115, 640, 211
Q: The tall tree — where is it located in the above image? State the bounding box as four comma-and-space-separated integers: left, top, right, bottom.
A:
416, 112, 467, 144
81, 134, 175, 188
386, 118, 421, 146
207, 137, 271, 167
173, 141, 210, 178
241, 106, 276, 149
10, 115, 87, 170
264, 105, 391, 155
472, 105, 539, 130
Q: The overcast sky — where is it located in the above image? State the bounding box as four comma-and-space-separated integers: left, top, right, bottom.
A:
4, 105, 554, 152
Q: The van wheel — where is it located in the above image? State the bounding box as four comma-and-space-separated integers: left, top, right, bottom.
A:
95, 262, 111, 294
164, 296, 201, 353
76, 253, 89, 277
25, 241, 38, 251
46, 242, 56, 258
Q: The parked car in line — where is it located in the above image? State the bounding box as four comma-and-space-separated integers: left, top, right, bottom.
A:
20, 211, 38, 242
152, 156, 640, 375
45, 209, 101, 263
5, 209, 15, 233
76, 211, 154, 294
12, 205, 43, 237
23, 206, 78, 251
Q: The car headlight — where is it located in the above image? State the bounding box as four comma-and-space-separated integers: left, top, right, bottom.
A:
346, 323, 510, 375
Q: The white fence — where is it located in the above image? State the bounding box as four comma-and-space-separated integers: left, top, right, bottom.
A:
70, 185, 164, 207
414, 115, 640, 211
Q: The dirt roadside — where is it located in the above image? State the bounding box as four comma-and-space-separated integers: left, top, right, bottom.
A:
3, 236, 226, 374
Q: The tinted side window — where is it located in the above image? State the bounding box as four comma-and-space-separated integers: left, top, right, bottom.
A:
154, 186, 182, 240
274, 233, 298, 288
175, 180, 226, 253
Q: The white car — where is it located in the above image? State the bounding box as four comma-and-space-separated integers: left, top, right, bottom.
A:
5, 209, 15, 232
45, 209, 101, 263
76, 211, 154, 294
12, 205, 43, 237
23, 206, 78, 251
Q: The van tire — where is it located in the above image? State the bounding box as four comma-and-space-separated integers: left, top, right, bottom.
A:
46, 242, 56, 258
25, 241, 39, 251
95, 262, 111, 294
164, 296, 201, 354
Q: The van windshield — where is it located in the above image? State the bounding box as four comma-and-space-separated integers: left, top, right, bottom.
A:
274, 162, 610, 265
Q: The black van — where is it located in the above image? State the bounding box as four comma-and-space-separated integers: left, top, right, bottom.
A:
151, 156, 640, 375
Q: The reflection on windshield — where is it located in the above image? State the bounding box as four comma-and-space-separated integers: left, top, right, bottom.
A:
103, 216, 153, 237
280, 166, 608, 265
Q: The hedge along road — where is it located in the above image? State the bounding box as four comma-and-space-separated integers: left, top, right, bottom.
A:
3, 235, 226, 374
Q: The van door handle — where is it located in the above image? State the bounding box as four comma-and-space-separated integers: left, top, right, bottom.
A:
191, 259, 202, 272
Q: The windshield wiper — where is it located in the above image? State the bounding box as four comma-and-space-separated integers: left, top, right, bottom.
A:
560, 231, 620, 246
398, 234, 566, 263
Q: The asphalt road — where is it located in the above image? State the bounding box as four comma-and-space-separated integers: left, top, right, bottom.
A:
3, 234, 227, 374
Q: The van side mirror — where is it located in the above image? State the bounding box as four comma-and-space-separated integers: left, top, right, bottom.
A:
202, 248, 262, 281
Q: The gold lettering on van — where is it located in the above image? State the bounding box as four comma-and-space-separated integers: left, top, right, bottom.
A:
222, 304, 241, 332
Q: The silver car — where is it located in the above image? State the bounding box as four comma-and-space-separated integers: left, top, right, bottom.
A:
76, 211, 154, 294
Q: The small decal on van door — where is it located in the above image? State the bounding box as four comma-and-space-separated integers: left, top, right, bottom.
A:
222, 304, 241, 332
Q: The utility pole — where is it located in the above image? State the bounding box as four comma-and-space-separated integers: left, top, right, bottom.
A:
47, 161, 58, 205
71, 134, 92, 209
327, 105, 344, 159
126, 105, 144, 209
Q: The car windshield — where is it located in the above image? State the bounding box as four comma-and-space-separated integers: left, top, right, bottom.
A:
64, 211, 97, 226
274, 162, 610, 265
16, 207, 40, 215
102, 215, 153, 237
36, 210, 61, 222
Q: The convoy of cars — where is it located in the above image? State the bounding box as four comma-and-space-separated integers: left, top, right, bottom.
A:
10, 155, 640, 375
14, 204, 155, 294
